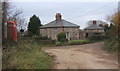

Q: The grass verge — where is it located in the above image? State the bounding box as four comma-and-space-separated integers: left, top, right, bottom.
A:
104, 39, 118, 52
3, 38, 53, 69
56, 39, 89, 46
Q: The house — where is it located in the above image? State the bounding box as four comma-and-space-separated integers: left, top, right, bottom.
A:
84, 20, 104, 38
39, 13, 80, 40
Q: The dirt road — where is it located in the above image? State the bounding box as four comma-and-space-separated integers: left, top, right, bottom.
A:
44, 42, 118, 69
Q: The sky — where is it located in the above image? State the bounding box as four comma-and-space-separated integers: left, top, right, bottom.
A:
9, 0, 118, 29
8, 0, 119, 2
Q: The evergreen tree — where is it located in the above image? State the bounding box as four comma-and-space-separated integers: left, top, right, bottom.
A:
28, 15, 42, 36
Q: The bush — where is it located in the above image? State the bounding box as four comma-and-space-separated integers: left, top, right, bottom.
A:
57, 33, 68, 42
104, 39, 118, 52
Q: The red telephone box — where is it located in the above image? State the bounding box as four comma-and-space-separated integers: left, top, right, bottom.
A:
7, 21, 17, 42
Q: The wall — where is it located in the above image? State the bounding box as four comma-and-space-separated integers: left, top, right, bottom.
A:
64, 27, 79, 40
79, 31, 86, 39
84, 29, 104, 38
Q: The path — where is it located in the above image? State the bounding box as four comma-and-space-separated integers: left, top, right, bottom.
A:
44, 42, 118, 69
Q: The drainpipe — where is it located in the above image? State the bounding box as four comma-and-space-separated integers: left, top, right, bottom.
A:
62, 27, 64, 33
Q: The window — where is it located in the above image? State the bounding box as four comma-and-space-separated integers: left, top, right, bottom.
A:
55, 28, 57, 32
14, 24, 16, 27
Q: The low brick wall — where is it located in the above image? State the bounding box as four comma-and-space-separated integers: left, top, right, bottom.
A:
37, 40, 55, 44
20, 37, 55, 44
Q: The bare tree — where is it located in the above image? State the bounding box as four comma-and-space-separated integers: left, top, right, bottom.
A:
8, 9, 23, 21
106, 11, 119, 39
16, 16, 27, 30
106, 11, 119, 27
5, 1, 27, 31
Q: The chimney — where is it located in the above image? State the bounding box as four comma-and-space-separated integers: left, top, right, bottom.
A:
55, 13, 62, 21
93, 20, 96, 25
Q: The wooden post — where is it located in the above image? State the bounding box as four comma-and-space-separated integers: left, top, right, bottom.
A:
0, 1, 2, 70
2, 1, 7, 42
0, 2, 2, 44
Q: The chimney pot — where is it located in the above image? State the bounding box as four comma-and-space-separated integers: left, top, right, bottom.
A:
55, 13, 62, 21
93, 20, 96, 25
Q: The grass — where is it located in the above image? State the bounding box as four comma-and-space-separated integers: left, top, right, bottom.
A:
55, 39, 105, 46
56, 39, 89, 46
70, 40, 87, 42
3, 38, 53, 69
68, 39, 89, 45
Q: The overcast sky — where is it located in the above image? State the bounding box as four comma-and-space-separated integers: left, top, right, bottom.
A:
10, 0, 118, 29
9, 0, 119, 2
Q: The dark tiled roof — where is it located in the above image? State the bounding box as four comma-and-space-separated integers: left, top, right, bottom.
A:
84, 25, 104, 30
40, 19, 80, 28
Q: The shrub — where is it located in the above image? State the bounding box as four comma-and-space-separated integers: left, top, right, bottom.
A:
57, 33, 68, 42
104, 39, 118, 52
